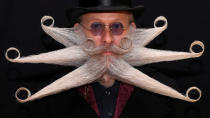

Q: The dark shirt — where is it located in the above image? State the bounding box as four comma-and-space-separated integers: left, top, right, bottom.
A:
92, 81, 120, 118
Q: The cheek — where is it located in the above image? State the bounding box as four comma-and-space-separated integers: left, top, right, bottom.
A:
113, 34, 127, 46
113, 38, 121, 46
113, 30, 130, 45
93, 38, 102, 46
84, 31, 102, 46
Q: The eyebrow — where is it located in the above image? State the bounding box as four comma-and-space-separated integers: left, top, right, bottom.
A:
85, 18, 129, 24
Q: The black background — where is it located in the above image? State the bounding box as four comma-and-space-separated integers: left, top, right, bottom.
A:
0, 0, 210, 118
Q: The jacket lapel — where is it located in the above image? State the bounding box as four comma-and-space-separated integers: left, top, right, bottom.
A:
78, 83, 135, 118
78, 85, 100, 116
114, 83, 134, 118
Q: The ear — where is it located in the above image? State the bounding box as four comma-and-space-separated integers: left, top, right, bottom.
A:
74, 23, 79, 28
130, 22, 136, 29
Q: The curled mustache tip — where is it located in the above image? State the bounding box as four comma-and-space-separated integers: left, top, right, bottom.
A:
185, 86, 202, 102
5, 47, 21, 62
154, 16, 168, 29
110, 37, 132, 55
119, 37, 132, 50
41, 16, 54, 27
15, 87, 31, 103
81, 39, 97, 56
190, 41, 205, 57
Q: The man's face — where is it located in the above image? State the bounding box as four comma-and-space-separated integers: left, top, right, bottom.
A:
75, 12, 136, 88
77, 12, 135, 55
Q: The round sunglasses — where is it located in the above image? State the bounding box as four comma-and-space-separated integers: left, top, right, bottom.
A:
80, 22, 130, 36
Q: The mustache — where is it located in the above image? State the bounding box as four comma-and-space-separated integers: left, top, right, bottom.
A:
81, 37, 132, 56
5, 46, 88, 67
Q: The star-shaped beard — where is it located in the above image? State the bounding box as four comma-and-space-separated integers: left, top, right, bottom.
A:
5, 16, 204, 103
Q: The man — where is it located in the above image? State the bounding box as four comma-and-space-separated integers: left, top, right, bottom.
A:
5, 0, 203, 117
65, 0, 171, 118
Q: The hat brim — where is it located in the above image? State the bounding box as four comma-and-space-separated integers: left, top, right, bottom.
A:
66, 5, 144, 26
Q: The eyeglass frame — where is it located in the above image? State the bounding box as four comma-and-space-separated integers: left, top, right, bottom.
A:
79, 21, 133, 36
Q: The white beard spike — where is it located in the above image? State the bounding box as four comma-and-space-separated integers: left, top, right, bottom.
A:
5, 15, 204, 103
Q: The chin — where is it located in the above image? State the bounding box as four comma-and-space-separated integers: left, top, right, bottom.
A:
98, 80, 116, 88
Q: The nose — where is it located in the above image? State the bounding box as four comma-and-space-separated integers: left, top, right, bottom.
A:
102, 27, 113, 44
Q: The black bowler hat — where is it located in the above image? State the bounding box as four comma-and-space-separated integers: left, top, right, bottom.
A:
66, 0, 144, 26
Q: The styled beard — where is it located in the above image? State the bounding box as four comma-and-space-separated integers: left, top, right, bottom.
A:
108, 56, 201, 102
15, 55, 107, 103
5, 15, 204, 103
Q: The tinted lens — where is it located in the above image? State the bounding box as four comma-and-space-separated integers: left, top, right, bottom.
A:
90, 22, 104, 36
110, 22, 124, 35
